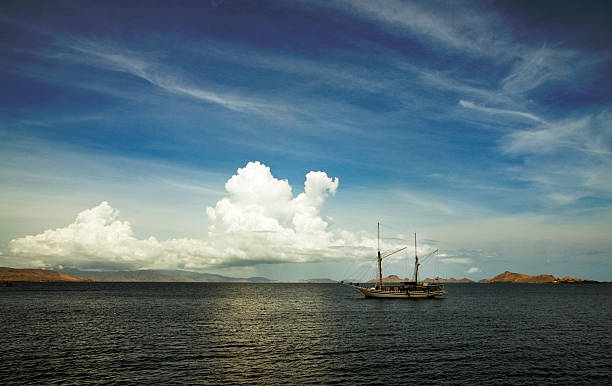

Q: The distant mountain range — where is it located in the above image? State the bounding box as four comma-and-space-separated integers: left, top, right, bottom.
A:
59, 268, 337, 283
0, 267, 600, 284
59, 268, 273, 283
0, 267, 89, 282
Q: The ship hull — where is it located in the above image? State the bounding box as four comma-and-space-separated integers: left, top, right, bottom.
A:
347, 284, 446, 299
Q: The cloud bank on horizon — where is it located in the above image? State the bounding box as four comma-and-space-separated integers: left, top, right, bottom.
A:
8, 162, 378, 270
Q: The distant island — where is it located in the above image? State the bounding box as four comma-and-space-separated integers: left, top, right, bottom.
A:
364, 271, 600, 284
478, 271, 599, 284
0, 267, 89, 282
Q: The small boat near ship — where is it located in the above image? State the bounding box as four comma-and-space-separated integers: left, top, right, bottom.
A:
342, 223, 446, 299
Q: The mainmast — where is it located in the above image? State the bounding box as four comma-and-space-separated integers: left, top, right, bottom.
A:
377, 222, 383, 289
413, 232, 419, 283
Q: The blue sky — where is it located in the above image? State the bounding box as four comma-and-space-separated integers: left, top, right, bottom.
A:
1, 0, 611, 280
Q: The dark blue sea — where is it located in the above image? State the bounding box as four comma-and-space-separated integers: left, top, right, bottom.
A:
1, 283, 611, 384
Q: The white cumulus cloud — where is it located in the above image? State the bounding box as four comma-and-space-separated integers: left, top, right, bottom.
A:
8, 161, 377, 270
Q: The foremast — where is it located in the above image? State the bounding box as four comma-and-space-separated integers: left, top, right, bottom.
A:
377, 222, 383, 289
413, 232, 419, 283
376, 222, 406, 289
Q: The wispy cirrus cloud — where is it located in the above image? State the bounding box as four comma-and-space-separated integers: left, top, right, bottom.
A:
502, 111, 612, 205
59, 39, 289, 117
393, 190, 455, 216
547, 192, 587, 206
0, 16, 293, 119
501, 47, 582, 95
328, 1, 601, 117
196, 38, 392, 95
459, 100, 546, 124
331, 0, 512, 58
417, 70, 515, 108
502, 113, 611, 156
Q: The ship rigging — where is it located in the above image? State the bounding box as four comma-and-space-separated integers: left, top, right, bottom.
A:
342, 223, 446, 299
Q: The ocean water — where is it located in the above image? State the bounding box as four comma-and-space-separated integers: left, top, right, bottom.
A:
1, 282, 611, 384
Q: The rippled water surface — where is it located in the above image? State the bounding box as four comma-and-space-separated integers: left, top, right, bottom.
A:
1, 283, 611, 384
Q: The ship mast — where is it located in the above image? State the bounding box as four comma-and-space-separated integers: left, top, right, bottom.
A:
377, 222, 383, 289
375, 223, 407, 289
413, 232, 419, 283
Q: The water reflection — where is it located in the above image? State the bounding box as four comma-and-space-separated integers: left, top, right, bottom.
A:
2, 283, 611, 384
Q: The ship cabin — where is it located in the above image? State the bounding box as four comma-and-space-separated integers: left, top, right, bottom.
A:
375, 281, 445, 293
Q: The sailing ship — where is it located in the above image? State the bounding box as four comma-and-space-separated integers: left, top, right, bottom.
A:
342, 223, 447, 299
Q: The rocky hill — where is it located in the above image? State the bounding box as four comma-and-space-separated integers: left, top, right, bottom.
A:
479, 271, 598, 283
0, 267, 88, 282
367, 275, 404, 283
